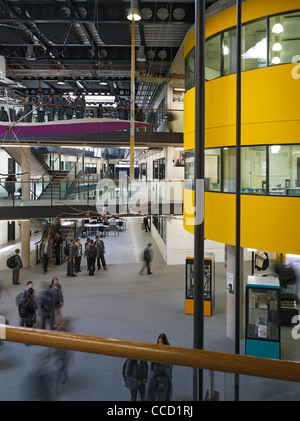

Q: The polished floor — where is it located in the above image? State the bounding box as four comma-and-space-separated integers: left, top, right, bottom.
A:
0, 218, 299, 401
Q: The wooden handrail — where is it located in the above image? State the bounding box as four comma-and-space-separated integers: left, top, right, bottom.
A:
2, 325, 300, 383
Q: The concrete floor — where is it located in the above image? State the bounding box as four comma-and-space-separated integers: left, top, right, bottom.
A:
0, 218, 299, 401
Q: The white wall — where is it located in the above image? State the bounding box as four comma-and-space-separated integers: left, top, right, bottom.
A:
0, 221, 7, 246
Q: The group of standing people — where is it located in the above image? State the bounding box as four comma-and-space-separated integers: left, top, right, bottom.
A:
83, 236, 107, 276
123, 333, 173, 401
16, 277, 64, 331
22, 92, 86, 123
64, 236, 107, 277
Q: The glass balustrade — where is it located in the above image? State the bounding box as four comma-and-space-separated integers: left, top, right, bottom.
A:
0, 179, 184, 209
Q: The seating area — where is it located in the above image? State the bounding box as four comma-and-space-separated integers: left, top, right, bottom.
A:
82, 217, 126, 237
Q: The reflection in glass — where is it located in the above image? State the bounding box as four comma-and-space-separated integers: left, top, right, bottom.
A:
241, 146, 266, 194
223, 28, 237, 75
205, 35, 221, 80
242, 19, 267, 71
222, 147, 236, 192
185, 48, 195, 91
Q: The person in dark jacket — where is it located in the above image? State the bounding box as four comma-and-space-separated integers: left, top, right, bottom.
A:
5, 174, 16, 200
65, 95, 74, 120
74, 94, 85, 119
49, 277, 64, 329
39, 235, 51, 274
23, 96, 33, 122
53, 231, 62, 265
0, 106, 9, 121
123, 359, 148, 401
12, 248, 23, 285
46, 93, 55, 121
56, 93, 66, 120
17, 282, 38, 328
38, 283, 56, 330
86, 240, 97, 276
147, 333, 173, 401
95, 236, 107, 270
67, 238, 76, 277
139, 243, 153, 275
74, 238, 83, 273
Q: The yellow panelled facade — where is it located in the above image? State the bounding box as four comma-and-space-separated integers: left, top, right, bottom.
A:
183, 0, 300, 255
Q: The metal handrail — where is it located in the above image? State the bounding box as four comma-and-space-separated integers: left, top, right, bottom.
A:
2, 325, 300, 384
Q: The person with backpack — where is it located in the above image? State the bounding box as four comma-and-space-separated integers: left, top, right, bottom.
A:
66, 238, 76, 277
17, 281, 38, 328
10, 248, 23, 285
95, 236, 107, 270
38, 283, 56, 330
123, 359, 149, 401
86, 240, 97, 276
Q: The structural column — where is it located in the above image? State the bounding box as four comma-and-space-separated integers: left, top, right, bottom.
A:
226, 244, 244, 340
20, 147, 31, 268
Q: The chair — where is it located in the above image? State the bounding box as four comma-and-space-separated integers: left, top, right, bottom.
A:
117, 221, 124, 231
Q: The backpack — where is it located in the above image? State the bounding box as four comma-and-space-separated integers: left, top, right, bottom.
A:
64, 244, 69, 256
41, 291, 55, 313
89, 245, 97, 258
7, 255, 17, 269
18, 299, 31, 319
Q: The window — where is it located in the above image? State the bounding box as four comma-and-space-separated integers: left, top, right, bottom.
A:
241, 146, 266, 194
206, 35, 221, 80
269, 12, 300, 66
205, 148, 221, 191
152, 216, 166, 243
222, 147, 236, 192
159, 158, 165, 180
269, 145, 300, 196
242, 19, 267, 71
185, 48, 195, 91
184, 150, 194, 189
223, 28, 237, 75
153, 160, 158, 180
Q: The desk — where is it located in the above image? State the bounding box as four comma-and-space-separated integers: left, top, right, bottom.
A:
84, 220, 125, 237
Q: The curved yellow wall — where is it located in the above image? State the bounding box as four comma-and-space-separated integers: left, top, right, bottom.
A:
183, 0, 300, 254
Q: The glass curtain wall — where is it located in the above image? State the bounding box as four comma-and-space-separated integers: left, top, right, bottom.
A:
184, 10, 300, 89
241, 146, 266, 194
269, 12, 300, 66
205, 34, 221, 80
242, 19, 267, 71
269, 144, 300, 195
222, 147, 236, 192
205, 148, 221, 191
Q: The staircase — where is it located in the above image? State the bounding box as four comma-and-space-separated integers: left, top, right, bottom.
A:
38, 170, 69, 202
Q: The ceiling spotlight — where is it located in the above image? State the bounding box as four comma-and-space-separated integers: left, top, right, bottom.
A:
57, 77, 65, 85
272, 23, 284, 34
272, 42, 282, 52
127, 0, 141, 21
25, 45, 36, 61
99, 77, 108, 85
136, 45, 146, 62
271, 56, 281, 64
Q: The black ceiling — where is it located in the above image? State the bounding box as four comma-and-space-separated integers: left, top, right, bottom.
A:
0, 0, 218, 107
